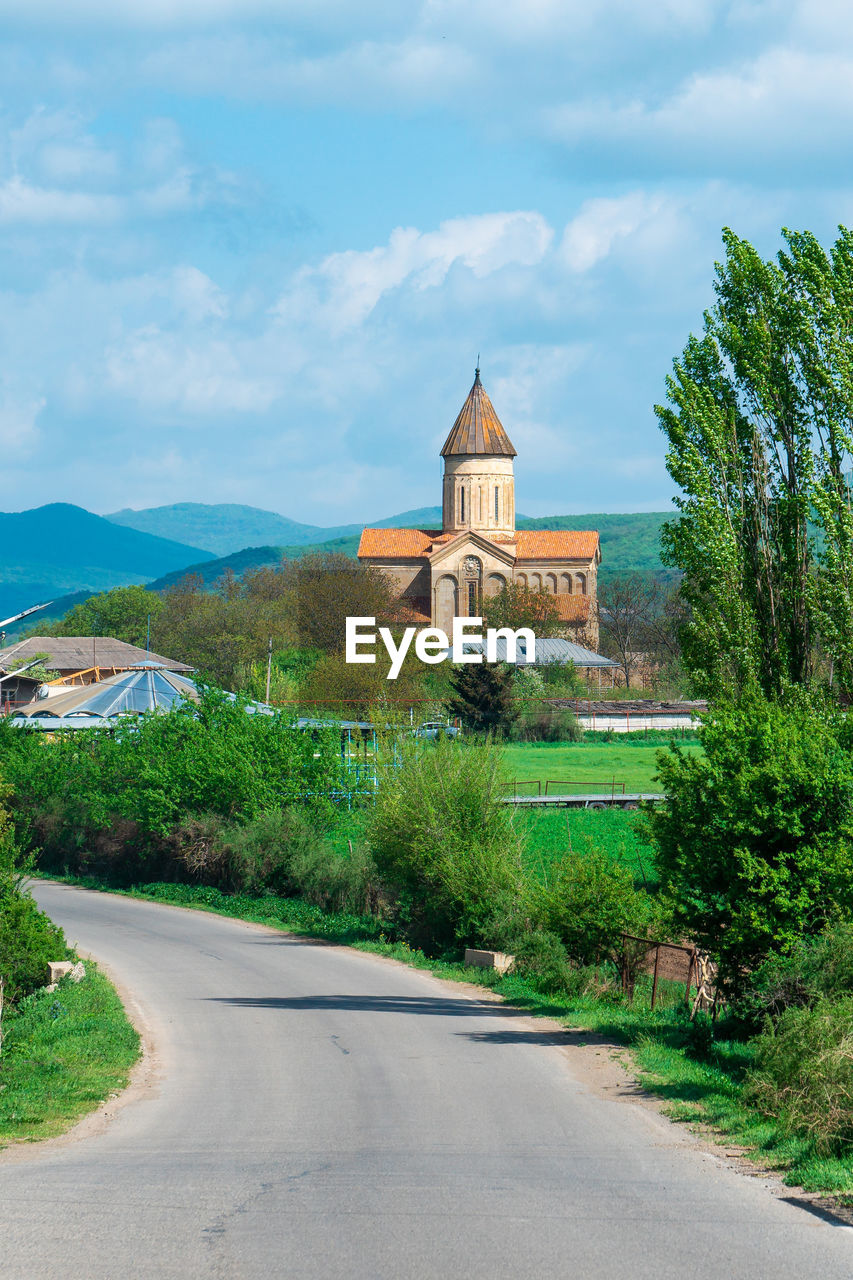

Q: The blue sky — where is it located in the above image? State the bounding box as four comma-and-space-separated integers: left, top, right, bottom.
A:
3, 1, 853, 523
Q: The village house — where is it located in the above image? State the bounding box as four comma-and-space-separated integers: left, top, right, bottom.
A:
358, 369, 601, 646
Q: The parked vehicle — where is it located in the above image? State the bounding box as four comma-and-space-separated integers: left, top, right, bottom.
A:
415, 721, 461, 741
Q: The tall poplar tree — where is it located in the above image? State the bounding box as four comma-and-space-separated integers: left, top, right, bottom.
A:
657, 226, 853, 698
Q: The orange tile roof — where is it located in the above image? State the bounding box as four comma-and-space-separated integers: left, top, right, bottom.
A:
359, 526, 600, 564
553, 594, 591, 622
440, 369, 516, 458
358, 528, 439, 558
515, 530, 599, 560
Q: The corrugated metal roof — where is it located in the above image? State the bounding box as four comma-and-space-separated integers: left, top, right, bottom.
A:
440, 369, 517, 458
464, 637, 617, 668
15, 666, 200, 720
515, 530, 599, 560
0, 636, 192, 673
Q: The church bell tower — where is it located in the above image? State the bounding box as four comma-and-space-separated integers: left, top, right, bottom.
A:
440, 368, 517, 538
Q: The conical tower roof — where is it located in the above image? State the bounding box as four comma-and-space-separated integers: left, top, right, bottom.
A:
440, 368, 517, 458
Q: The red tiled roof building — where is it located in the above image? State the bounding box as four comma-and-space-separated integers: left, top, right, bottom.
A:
358, 369, 600, 645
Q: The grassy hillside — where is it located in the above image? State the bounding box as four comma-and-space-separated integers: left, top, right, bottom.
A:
516, 512, 668, 571
145, 535, 361, 592
148, 517, 669, 596
0, 504, 213, 620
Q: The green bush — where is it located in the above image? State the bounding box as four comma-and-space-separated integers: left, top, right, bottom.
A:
534, 844, 654, 966
0, 780, 66, 1005
0, 891, 67, 1005
172, 808, 379, 916
649, 687, 853, 995
510, 709, 581, 743
0, 690, 348, 878
369, 736, 527, 950
488, 923, 575, 993
746, 998, 853, 1154
736, 923, 853, 1028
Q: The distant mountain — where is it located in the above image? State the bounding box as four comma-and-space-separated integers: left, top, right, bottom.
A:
144, 511, 669, 595
0, 503, 214, 620
145, 535, 361, 592
106, 503, 337, 557
105, 502, 454, 557
106, 501, 669, 572
4, 503, 671, 636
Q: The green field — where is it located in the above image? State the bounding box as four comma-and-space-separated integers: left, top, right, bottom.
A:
501, 739, 702, 795
517, 807, 658, 886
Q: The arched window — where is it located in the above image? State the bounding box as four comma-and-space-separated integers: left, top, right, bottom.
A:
575, 572, 587, 595
460, 487, 465, 523
561, 573, 573, 594
494, 486, 499, 521
546, 573, 557, 594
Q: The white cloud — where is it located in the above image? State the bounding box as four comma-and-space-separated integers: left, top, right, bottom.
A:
105, 325, 276, 413
0, 110, 242, 228
0, 176, 122, 224
560, 192, 673, 272
275, 212, 554, 333
546, 47, 853, 174
0, 389, 44, 459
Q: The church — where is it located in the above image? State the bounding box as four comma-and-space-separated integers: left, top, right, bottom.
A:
358, 369, 600, 648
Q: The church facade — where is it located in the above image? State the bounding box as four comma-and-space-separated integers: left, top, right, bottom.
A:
357, 370, 600, 647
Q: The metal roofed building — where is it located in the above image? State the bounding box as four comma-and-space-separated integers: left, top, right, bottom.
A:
12, 665, 201, 729
358, 369, 601, 647
11, 665, 276, 730
462, 636, 618, 670
0, 636, 192, 679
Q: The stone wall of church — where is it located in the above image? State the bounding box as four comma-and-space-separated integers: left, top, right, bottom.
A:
430, 544, 516, 634
442, 455, 515, 537
369, 560, 431, 601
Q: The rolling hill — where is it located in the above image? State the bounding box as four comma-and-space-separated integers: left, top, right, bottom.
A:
144, 512, 670, 593
0, 503, 214, 621
106, 501, 670, 572
3, 502, 672, 636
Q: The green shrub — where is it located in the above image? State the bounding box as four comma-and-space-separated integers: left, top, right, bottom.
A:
649, 687, 853, 995
489, 924, 575, 993
369, 736, 527, 950
510, 709, 581, 743
0, 891, 67, 1005
172, 808, 379, 916
0, 690, 347, 873
736, 923, 853, 1028
534, 844, 653, 966
0, 780, 66, 1004
746, 998, 853, 1154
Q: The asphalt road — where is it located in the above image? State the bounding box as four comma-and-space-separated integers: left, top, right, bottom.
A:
1, 883, 852, 1279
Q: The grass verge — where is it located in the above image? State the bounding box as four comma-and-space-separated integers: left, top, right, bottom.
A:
0, 965, 140, 1148
34, 874, 853, 1197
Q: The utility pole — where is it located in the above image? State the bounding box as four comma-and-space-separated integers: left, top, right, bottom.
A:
265, 637, 273, 704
